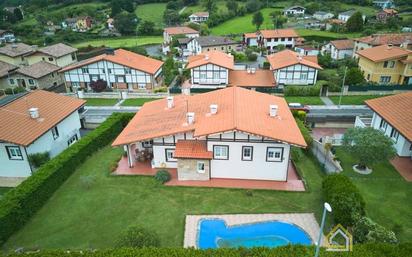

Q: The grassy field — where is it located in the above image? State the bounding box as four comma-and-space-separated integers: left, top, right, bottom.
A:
73, 36, 163, 48
284, 96, 324, 105
336, 148, 412, 242
85, 98, 119, 106
328, 95, 383, 105
135, 3, 167, 28
121, 98, 159, 106
4, 146, 325, 249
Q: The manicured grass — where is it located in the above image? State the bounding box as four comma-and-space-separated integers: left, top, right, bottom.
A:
328, 95, 383, 105
121, 98, 159, 106
336, 148, 412, 242
4, 146, 325, 249
84, 98, 119, 106
135, 3, 167, 28
73, 36, 163, 48
284, 96, 324, 105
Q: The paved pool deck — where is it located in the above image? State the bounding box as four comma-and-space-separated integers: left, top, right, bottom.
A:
184, 213, 325, 248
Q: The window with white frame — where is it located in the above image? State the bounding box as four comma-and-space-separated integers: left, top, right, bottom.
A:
197, 161, 205, 173
51, 126, 59, 140
124, 68, 131, 74
242, 146, 253, 161
213, 71, 219, 80
138, 83, 146, 89
199, 72, 207, 80
379, 119, 388, 131
67, 134, 78, 146
390, 128, 399, 142
6, 146, 23, 160
28, 79, 34, 85
300, 72, 308, 80
213, 145, 229, 160
117, 76, 125, 83
9, 78, 14, 84
379, 76, 391, 84
142, 140, 153, 148
266, 147, 283, 162
165, 149, 176, 162
81, 68, 89, 74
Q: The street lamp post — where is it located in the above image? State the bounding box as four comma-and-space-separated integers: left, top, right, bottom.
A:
314, 202, 332, 257
338, 67, 348, 108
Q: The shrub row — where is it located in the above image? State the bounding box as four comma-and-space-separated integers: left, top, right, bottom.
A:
0, 113, 134, 245
295, 119, 313, 148
2, 243, 412, 257
284, 85, 321, 96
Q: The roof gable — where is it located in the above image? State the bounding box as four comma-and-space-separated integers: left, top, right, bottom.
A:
186, 51, 234, 70
267, 50, 322, 70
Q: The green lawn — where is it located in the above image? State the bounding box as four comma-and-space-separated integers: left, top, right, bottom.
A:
284, 96, 324, 105
121, 98, 159, 106
328, 95, 384, 105
336, 148, 412, 242
135, 3, 167, 28
73, 36, 163, 48
85, 98, 119, 106
4, 146, 325, 249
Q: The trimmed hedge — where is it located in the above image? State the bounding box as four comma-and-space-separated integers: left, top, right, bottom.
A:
284, 85, 321, 96
0, 113, 134, 245
295, 119, 313, 148
1, 243, 411, 257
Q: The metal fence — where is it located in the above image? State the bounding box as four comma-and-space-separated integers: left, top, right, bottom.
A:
348, 84, 412, 92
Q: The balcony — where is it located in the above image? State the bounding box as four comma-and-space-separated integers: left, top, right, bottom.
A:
355, 116, 372, 128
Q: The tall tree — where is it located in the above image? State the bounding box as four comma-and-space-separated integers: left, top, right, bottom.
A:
138, 20, 155, 35
163, 9, 181, 26
226, 0, 239, 15
114, 11, 138, 35
13, 8, 23, 21
346, 12, 364, 32
252, 11, 264, 30
270, 11, 286, 29
346, 67, 365, 85
202, 0, 216, 13
111, 0, 122, 17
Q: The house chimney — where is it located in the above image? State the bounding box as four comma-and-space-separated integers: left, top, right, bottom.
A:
269, 105, 278, 117
187, 112, 195, 124
387, 44, 393, 49
251, 68, 256, 74
167, 96, 174, 109
210, 104, 218, 114
28, 107, 40, 119
204, 54, 209, 60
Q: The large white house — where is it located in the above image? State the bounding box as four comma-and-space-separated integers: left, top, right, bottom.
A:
0, 90, 85, 180
163, 26, 199, 44
112, 87, 306, 181
189, 12, 209, 23
186, 36, 237, 55
61, 49, 164, 92
267, 49, 322, 85
283, 6, 305, 16
257, 29, 300, 52
355, 93, 412, 157
338, 10, 366, 23
321, 39, 354, 60
313, 11, 334, 21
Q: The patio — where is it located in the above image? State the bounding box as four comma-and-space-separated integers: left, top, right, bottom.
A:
390, 157, 412, 182
113, 157, 305, 191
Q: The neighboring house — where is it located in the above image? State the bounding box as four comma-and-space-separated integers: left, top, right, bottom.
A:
112, 87, 306, 181
0, 43, 35, 66
355, 92, 411, 157
107, 18, 115, 30
62, 18, 77, 30
186, 36, 237, 55
27, 43, 78, 67
228, 69, 275, 89
7, 61, 63, 90
267, 49, 322, 86
3, 6, 24, 18
0, 61, 18, 88
186, 51, 233, 88
295, 46, 320, 56
0, 90, 85, 178
163, 26, 199, 44
357, 44, 412, 85
376, 9, 398, 22
283, 6, 305, 16
61, 49, 164, 92
0, 30, 16, 44
313, 11, 334, 21
353, 33, 412, 58
76, 16, 92, 32
373, 0, 395, 9
243, 32, 258, 47
257, 29, 299, 52
338, 10, 366, 23
321, 39, 354, 60
326, 19, 346, 30
189, 12, 209, 23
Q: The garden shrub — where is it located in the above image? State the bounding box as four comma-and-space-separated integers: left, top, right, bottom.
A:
247, 53, 258, 62
155, 169, 171, 184
353, 216, 398, 244
153, 87, 168, 93
0, 113, 134, 244
262, 61, 270, 69
28, 151, 50, 169
284, 85, 320, 96
4, 86, 26, 95
295, 119, 313, 148
115, 226, 160, 248
322, 174, 366, 227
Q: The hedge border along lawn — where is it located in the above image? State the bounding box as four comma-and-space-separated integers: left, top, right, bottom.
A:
1, 243, 412, 257
0, 113, 134, 245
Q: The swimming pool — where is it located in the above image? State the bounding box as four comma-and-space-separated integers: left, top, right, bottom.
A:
197, 219, 312, 249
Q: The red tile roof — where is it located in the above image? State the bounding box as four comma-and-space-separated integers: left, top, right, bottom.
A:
267, 50, 322, 70
354, 33, 412, 46
164, 26, 199, 35
365, 92, 412, 142
259, 29, 298, 38
186, 51, 234, 70
112, 87, 306, 147
0, 90, 85, 146
244, 32, 258, 39
174, 140, 213, 159
60, 49, 163, 74
228, 70, 275, 88
357, 44, 411, 62
330, 39, 354, 50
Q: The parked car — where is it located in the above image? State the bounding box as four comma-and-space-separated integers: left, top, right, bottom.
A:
288, 102, 310, 113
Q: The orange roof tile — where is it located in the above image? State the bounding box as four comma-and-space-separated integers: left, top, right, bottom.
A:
244, 32, 258, 39
267, 50, 322, 70
354, 33, 412, 46
228, 70, 275, 88
330, 39, 354, 50
0, 90, 85, 146
258, 29, 298, 38
164, 26, 199, 35
190, 12, 209, 17
174, 140, 213, 159
365, 92, 412, 142
382, 8, 398, 14
186, 51, 234, 70
357, 44, 411, 62
60, 49, 163, 74
112, 87, 306, 147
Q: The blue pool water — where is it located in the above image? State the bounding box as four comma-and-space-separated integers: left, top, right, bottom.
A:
198, 219, 312, 249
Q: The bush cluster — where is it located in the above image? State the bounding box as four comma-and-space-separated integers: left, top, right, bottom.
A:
4, 87, 26, 95
115, 226, 160, 248
0, 113, 134, 244
155, 169, 171, 184
284, 85, 320, 96
27, 152, 50, 169
295, 119, 313, 148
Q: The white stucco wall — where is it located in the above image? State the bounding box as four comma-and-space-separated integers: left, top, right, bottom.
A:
273, 64, 318, 85
190, 64, 229, 88
0, 143, 32, 177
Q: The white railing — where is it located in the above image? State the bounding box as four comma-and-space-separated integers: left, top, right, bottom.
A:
354, 116, 372, 128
